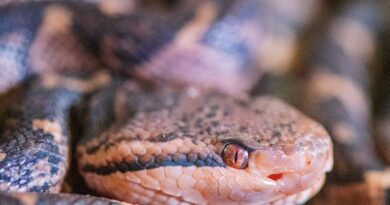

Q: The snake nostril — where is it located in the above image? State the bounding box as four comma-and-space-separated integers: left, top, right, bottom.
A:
267, 173, 283, 181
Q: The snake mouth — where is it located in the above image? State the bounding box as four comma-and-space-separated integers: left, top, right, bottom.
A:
267, 173, 284, 181
243, 131, 333, 203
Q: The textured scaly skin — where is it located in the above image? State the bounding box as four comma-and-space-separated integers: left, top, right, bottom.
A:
76, 81, 333, 204
0, 0, 334, 204
0, 191, 130, 205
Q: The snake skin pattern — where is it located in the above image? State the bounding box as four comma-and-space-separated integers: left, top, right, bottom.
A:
1, 0, 389, 204
0, 191, 130, 205
0, 0, 334, 204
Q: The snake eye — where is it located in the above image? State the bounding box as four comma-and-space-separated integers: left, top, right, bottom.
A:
222, 143, 249, 169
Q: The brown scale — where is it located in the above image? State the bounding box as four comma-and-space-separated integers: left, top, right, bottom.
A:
29, 5, 100, 74
79, 83, 327, 157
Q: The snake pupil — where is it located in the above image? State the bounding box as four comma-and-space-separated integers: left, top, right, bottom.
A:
234, 151, 238, 163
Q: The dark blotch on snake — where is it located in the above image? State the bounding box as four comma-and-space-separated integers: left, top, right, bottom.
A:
81, 152, 225, 175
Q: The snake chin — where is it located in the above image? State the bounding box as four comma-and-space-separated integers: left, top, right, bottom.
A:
265, 174, 327, 205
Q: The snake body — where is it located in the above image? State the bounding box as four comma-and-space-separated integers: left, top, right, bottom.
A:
0, 0, 336, 204
0, 192, 127, 205
249, 1, 390, 204
302, 0, 385, 182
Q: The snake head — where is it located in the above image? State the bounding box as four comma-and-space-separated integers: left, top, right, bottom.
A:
210, 96, 334, 204
78, 90, 333, 205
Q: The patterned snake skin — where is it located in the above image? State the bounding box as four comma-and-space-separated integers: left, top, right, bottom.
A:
2, 0, 388, 204
0, 1, 334, 204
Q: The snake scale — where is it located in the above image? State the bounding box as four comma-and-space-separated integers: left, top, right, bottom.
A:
0, 0, 388, 204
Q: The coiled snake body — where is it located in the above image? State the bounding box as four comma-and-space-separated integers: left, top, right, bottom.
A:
0, 1, 334, 204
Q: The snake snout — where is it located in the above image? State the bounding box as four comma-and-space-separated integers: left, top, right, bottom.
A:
245, 129, 333, 202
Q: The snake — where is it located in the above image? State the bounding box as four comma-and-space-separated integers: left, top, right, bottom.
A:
0, 0, 341, 204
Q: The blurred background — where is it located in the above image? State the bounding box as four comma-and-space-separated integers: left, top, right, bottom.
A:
249, 0, 390, 204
